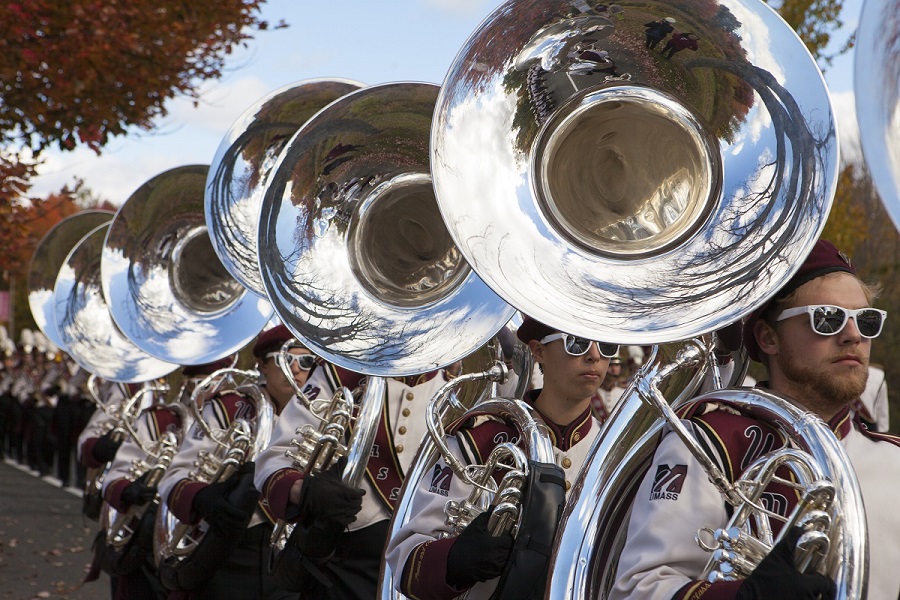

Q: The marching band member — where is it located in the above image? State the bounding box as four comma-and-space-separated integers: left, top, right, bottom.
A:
385, 317, 611, 599
156, 326, 304, 599
254, 349, 456, 599
591, 353, 628, 422
88, 371, 192, 600
612, 239, 900, 600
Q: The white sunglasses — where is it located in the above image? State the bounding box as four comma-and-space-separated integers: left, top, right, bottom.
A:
266, 352, 317, 371
539, 333, 619, 358
776, 304, 887, 338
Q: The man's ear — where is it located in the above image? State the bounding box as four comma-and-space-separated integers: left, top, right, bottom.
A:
527, 339, 543, 362
754, 319, 779, 358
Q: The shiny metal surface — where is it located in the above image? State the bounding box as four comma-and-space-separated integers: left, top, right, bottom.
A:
28, 210, 114, 351
206, 78, 364, 296
432, 0, 837, 344
53, 224, 178, 382
102, 165, 273, 365
549, 383, 867, 599
855, 0, 900, 231
258, 82, 515, 376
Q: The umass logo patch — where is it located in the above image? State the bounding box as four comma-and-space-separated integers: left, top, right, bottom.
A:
429, 464, 453, 496
650, 464, 687, 501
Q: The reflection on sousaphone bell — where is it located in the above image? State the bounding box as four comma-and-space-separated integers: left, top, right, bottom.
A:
53, 223, 179, 382
28, 210, 114, 353
855, 0, 900, 232
258, 82, 516, 376
431, 0, 838, 345
102, 165, 273, 366
206, 78, 364, 297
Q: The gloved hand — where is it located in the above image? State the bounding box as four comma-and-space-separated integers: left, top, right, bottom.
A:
192, 475, 251, 532
121, 472, 156, 507
737, 527, 836, 600
445, 511, 514, 589
296, 460, 364, 528
91, 431, 123, 463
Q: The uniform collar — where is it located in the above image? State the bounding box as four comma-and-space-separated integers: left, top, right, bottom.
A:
524, 389, 594, 451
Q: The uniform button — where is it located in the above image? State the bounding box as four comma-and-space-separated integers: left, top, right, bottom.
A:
565, 480, 571, 491
405, 392, 414, 401
562, 457, 572, 469
398, 426, 407, 435
402, 408, 410, 417
573, 432, 581, 442
396, 444, 404, 453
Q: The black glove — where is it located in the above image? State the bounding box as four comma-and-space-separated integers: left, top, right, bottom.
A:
192, 475, 251, 532
91, 431, 123, 463
296, 461, 364, 528
121, 472, 156, 507
445, 511, 514, 589
737, 527, 836, 600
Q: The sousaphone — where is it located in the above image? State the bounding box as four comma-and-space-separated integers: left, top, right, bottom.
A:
257, 81, 525, 591
101, 165, 272, 365
206, 78, 363, 297
428, 0, 856, 597
855, 0, 900, 232
28, 210, 114, 353
53, 223, 178, 382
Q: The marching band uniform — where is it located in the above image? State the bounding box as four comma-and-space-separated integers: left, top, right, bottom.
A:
613, 240, 900, 600
156, 346, 295, 600
86, 385, 182, 600
255, 362, 452, 599
611, 400, 900, 600
385, 389, 600, 600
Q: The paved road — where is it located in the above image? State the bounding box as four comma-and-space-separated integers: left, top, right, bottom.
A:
0, 459, 108, 600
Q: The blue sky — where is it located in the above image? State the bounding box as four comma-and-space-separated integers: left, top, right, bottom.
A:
30, 0, 865, 203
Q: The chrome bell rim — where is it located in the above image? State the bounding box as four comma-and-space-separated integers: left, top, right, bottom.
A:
258, 82, 516, 376
432, 0, 838, 344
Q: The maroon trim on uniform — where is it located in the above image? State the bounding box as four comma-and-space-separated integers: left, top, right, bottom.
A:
849, 397, 875, 425
395, 371, 440, 389
854, 412, 900, 448
673, 579, 743, 600
168, 479, 207, 524
459, 420, 518, 465
524, 389, 594, 451
401, 538, 466, 600
148, 405, 182, 438
80, 437, 105, 468
365, 386, 404, 510
591, 392, 609, 423
104, 477, 131, 511
261, 468, 304, 522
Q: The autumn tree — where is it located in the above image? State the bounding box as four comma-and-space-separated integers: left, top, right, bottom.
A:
767, 0, 850, 66
0, 0, 282, 155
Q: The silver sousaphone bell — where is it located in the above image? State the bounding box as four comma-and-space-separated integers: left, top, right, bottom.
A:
53, 223, 179, 382
258, 82, 516, 376
101, 165, 273, 365
29, 210, 114, 353
206, 78, 364, 297
855, 0, 900, 232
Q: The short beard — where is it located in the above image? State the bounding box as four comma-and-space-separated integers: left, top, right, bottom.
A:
777, 352, 868, 416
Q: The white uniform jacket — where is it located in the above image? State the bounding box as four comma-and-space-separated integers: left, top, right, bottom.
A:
611, 402, 900, 600
102, 404, 183, 511
386, 395, 601, 600
255, 365, 450, 532
158, 389, 264, 525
